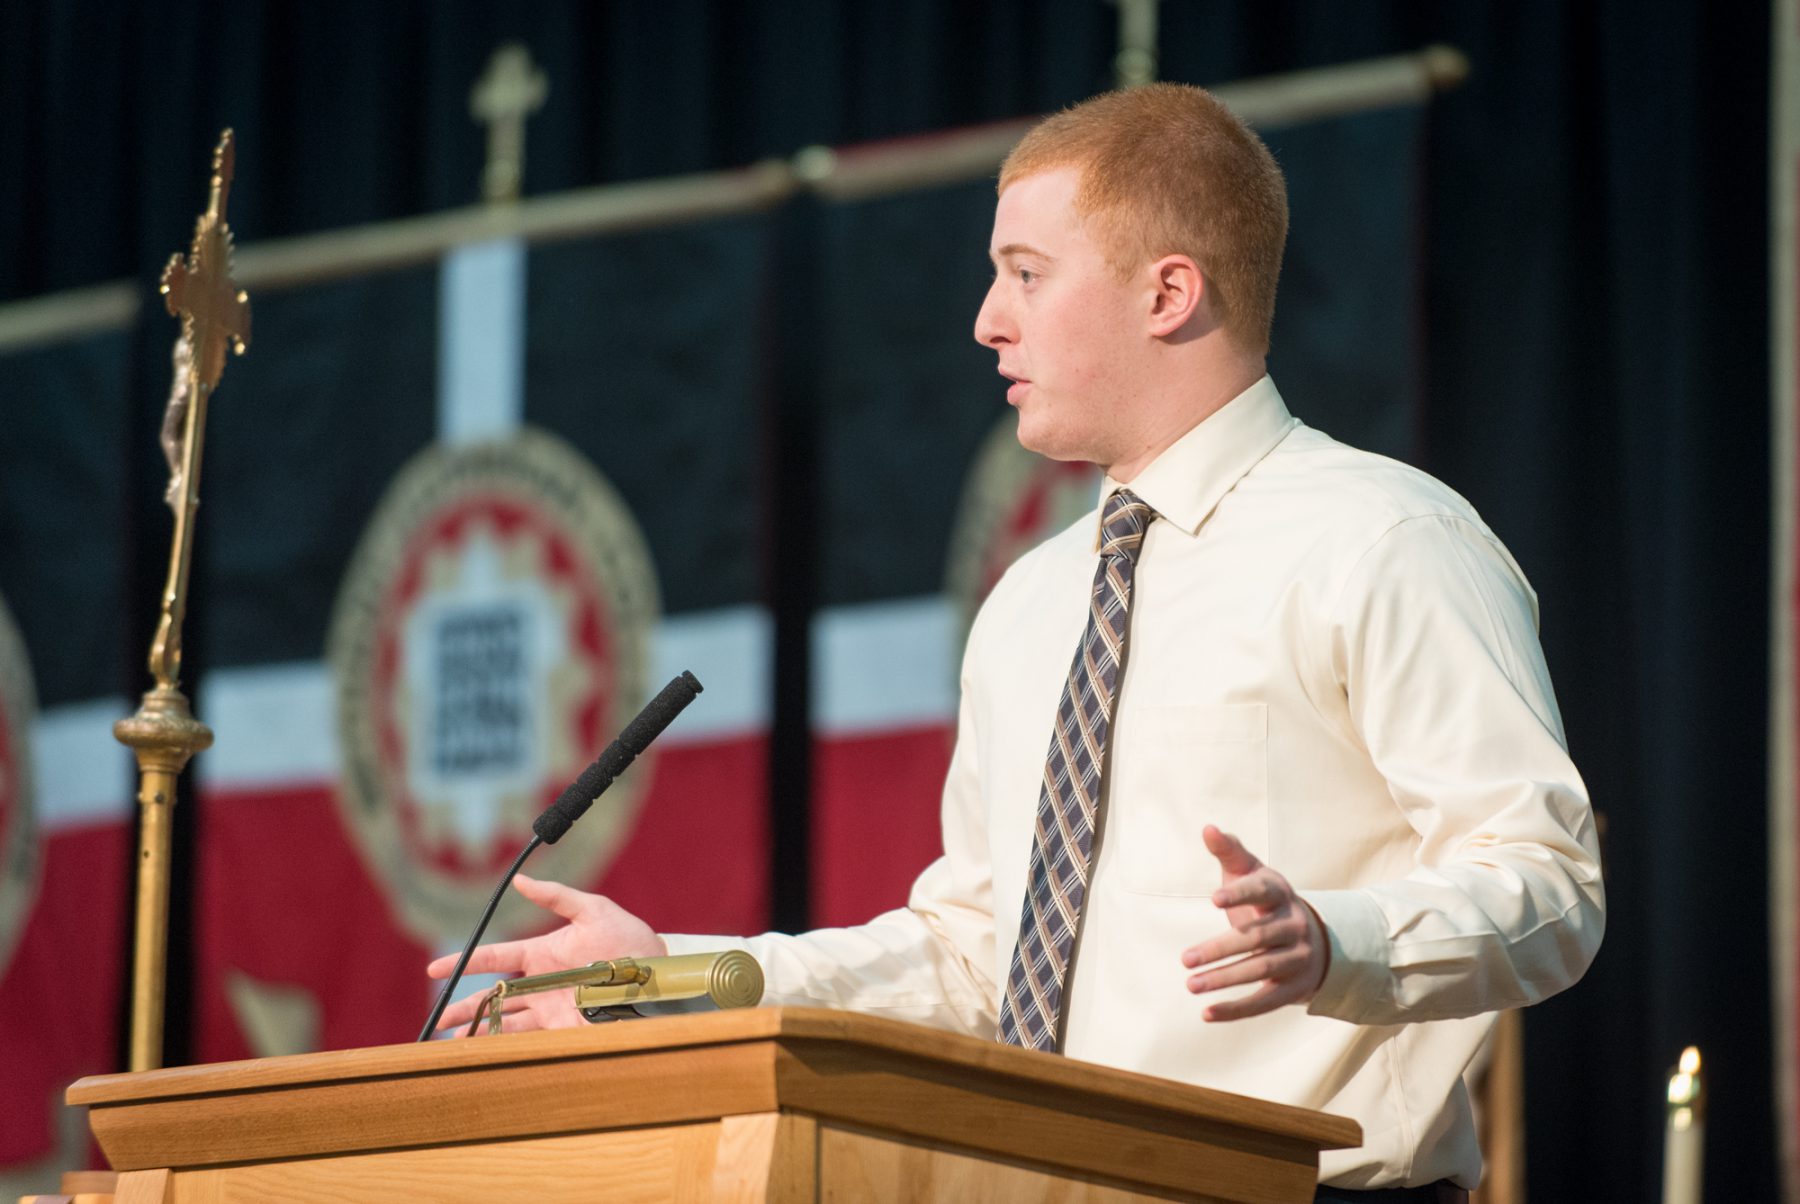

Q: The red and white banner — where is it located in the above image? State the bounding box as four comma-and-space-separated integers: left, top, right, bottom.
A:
189, 236, 773, 1063
810, 423, 1099, 927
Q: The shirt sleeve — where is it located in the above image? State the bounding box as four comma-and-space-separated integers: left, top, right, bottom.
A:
1301, 514, 1605, 1025
661, 655, 1001, 1037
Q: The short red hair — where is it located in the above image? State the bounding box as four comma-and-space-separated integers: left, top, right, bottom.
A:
1000, 84, 1289, 356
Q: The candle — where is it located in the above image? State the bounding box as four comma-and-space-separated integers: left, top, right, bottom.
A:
1662, 1046, 1705, 1204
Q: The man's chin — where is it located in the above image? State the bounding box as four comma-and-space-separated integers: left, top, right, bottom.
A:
1014, 420, 1092, 465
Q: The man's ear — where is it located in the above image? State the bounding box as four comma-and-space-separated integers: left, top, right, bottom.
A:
1146, 254, 1205, 338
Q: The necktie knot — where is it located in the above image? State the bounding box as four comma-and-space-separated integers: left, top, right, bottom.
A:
1099, 489, 1155, 561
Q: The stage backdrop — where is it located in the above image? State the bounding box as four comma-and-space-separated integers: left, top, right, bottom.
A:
0, 97, 1431, 1191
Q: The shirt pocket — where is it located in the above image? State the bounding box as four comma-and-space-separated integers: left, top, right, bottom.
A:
1104, 702, 1269, 897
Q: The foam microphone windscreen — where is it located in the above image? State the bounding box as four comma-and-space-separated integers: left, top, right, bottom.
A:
533, 671, 704, 845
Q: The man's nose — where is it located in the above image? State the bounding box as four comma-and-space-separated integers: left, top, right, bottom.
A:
973, 280, 1013, 347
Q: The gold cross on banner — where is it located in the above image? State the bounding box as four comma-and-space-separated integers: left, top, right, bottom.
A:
472, 42, 548, 204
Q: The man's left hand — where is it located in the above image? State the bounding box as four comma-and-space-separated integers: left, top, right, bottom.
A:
1181, 825, 1330, 1021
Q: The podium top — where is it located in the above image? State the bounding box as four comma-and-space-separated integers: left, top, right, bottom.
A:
70, 1006, 1360, 1199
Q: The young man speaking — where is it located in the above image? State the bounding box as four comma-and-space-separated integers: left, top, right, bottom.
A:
431, 84, 1603, 1201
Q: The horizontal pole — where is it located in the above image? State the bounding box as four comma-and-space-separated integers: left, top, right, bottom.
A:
234, 159, 798, 293
0, 280, 139, 356
806, 44, 1468, 202
0, 45, 1466, 353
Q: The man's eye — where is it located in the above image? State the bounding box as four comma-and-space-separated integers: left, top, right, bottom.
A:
1018, 268, 1036, 284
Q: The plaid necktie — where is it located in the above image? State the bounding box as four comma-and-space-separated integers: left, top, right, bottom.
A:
998, 488, 1156, 1052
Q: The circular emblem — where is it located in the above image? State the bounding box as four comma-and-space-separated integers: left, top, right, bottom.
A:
945, 414, 1103, 634
328, 428, 659, 945
0, 588, 39, 977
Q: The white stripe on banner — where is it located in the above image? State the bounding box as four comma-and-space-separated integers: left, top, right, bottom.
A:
196, 661, 338, 792
191, 607, 774, 793
37, 597, 951, 807
438, 238, 527, 445
811, 595, 960, 736
650, 604, 773, 741
33, 698, 134, 831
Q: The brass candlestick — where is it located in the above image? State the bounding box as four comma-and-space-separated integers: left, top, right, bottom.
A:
114, 129, 250, 1073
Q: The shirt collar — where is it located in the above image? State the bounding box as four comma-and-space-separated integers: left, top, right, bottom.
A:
1094, 375, 1298, 547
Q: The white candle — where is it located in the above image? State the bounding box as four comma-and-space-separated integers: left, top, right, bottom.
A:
1662, 1046, 1705, 1204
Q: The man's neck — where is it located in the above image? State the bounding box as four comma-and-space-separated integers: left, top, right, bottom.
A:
1104, 358, 1267, 484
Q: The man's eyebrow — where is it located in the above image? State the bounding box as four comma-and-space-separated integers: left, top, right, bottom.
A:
989, 242, 1055, 263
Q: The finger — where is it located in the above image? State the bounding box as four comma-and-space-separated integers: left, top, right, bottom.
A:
1180, 899, 1310, 964
1212, 872, 1289, 913
1182, 925, 1276, 969
426, 944, 528, 978
513, 873, 602, 923
500, 1007, 547, 1036
1203, 978, 1307, 1022
1202, 825, 1262, 877
430, 938, 539, 980
1190, 909, 1311, 968
427, 942, 523, 979
1186, 945, 1313, 996
1187, 953, 1274, 995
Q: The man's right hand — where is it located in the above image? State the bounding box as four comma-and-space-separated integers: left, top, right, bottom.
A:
426, 873, 667, 1035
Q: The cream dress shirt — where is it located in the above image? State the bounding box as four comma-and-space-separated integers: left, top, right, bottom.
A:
666, 375, 1604, 1189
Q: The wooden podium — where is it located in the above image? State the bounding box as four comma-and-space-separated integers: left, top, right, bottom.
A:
56, 1007, 1359, 1203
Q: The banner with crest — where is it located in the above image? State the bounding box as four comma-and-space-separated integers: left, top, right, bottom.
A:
183, 218, 777, 1063
0, 330, 141, 1185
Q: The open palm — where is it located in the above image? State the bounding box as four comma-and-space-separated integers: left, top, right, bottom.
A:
427, 873, 667, 1035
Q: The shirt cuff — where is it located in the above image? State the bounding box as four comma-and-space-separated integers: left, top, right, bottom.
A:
659, 932, 751, 957
1299, 889, 1393, 1021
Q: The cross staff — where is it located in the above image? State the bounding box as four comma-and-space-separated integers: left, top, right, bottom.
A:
1110, 0, 1164, 89
472, 43, 547, 204
149, 129, 251, 688
114, 128, 250, 1073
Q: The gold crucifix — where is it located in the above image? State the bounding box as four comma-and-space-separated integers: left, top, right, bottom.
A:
114, 128, 250, 1073
147, 129, 251, 688
471, 42, 548, 204
1109, 0, 1164, 89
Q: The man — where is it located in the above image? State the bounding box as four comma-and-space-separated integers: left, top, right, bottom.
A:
431, 84, 1603, 1199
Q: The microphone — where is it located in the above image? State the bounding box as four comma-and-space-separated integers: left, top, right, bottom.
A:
417, 671, 704, 1042
576, 950, 764, 1022
466, 951, 765, 1034
533, 670, 703, 844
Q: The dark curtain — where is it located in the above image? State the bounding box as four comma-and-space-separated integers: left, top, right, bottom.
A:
0, 2, 1773, 1199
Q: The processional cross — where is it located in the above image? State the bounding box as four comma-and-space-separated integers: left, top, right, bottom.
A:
1109, 0, 1164, 89
472, 43, 548, 203
114, 128, 250, 1073
149, 130, 251, 685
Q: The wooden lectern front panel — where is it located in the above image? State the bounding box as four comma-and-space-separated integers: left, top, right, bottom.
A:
816, 1122, 1228, 1203
154, 1124, 725, 1202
